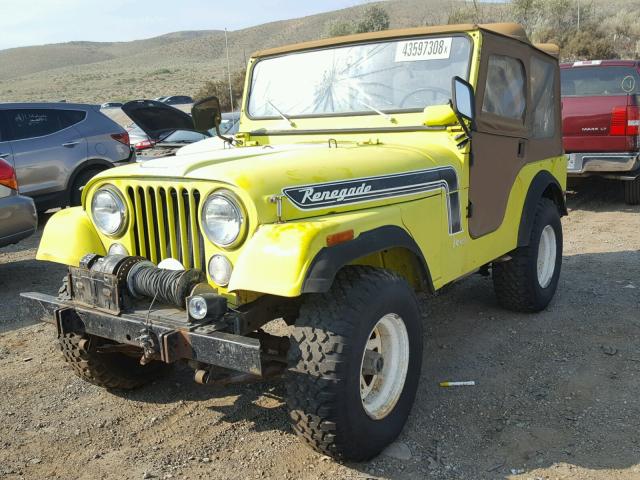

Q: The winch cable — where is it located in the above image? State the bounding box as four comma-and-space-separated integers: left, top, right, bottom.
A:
127, 263, 205, 309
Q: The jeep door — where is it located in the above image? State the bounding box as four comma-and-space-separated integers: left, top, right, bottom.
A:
4, 108, 88, 198
468, 32, 561, 238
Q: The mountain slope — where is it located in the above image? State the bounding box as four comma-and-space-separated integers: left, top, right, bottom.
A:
0, 0, 460, 103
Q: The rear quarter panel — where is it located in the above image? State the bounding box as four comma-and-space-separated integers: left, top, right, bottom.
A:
562, 95, 637, 152
73, 110, 131, 165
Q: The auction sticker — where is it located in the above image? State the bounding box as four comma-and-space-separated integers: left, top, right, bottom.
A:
395, 37, 452, 62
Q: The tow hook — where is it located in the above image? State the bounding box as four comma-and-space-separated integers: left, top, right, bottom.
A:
136, 330, 156, 365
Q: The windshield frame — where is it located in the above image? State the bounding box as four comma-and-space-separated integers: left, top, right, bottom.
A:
244, 32, 474, 121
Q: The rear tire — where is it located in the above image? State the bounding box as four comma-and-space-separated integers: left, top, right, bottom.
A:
70, 168, 102, 206
286, 266, 423, 461
624, 177, 640, 205
493, 197, 562, 312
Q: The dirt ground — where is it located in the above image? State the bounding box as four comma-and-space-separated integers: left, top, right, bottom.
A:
1, 177, 639, 480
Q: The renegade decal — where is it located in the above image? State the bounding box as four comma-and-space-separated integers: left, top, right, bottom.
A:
283, 167, 462, 234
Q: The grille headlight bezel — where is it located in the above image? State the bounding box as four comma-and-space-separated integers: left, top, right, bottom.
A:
201, 190, 246, 248
91, 185, 128, 237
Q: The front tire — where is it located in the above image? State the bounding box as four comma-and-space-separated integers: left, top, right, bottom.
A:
59, 332, 171, 390
493, 197, 562, 312
286, 266, 423, 461
624, 177, 640, 205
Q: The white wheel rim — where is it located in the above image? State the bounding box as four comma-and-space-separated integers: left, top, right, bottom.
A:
359, 313, 410, 420
537, 225, 557, 288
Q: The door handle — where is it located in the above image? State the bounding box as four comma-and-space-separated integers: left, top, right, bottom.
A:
517, 139, 526, 158
0, 153, 9, 159
62, 141, 80, 148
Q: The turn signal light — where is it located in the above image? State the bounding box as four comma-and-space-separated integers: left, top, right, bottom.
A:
326, 229, 354, 247
0, 159, 18, 190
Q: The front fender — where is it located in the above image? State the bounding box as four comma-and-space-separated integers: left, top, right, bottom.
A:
37, 207, 106, 266
228, 207, 406, 297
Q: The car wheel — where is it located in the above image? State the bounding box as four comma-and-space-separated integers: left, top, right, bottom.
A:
70, 168, 102, 206
56, 278, 171, 390
624, 177, 640, 205
286, 266, 423, 461
493, 197, 563, 312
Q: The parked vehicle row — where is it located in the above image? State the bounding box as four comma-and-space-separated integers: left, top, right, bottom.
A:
154, 95, 194, 105
101, 96, 194, 110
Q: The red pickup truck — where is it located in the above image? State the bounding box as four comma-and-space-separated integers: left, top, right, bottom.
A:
561, 60, 640, 204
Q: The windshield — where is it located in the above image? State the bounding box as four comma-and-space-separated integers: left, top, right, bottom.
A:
248, 35, 472, 119
160, 129, 209, 143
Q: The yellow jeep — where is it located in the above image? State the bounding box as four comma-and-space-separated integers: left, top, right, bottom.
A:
23, 23, 566, 460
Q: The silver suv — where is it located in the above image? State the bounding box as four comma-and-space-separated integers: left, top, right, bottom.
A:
0, 103, 135, 210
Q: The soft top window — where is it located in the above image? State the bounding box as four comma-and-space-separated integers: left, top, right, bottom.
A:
481, 55, 526, 121
561, 66, 639, 96
248, 35, 472, 119
531, 56, 556, 138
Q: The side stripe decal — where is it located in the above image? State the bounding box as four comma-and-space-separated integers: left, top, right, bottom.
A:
282, 166, 462, 234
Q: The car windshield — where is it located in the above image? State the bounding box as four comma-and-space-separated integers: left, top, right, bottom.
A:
160, 129, 208, 143
220, 115, 239, 135
248, 35, 471, 119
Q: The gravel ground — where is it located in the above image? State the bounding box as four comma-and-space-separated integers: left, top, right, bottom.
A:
0, 177, 639, 480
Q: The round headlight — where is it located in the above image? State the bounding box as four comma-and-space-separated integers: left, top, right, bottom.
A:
201, 191, 244, 247
91, 187, 127, 236
188, 296, 208, 320
208, 255, 233, 286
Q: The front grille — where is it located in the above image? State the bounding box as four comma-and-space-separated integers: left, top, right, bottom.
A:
126, 185, 206, 271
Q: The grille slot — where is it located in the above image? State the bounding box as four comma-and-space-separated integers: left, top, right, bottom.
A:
127, 185, 205, 270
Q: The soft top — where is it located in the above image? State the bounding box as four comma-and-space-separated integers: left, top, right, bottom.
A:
252, 23, 555, 58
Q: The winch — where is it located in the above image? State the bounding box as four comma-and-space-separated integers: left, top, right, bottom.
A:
68, 253, 226, 322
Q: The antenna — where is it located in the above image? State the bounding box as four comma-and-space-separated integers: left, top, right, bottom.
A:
225, 28, 234, 111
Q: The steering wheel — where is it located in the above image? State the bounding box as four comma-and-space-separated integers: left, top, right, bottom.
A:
400, 87, 450, 108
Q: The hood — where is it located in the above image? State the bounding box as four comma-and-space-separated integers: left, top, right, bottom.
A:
93, 142, 458, 222
175, 136, 229, 156
122, 99, 195, 141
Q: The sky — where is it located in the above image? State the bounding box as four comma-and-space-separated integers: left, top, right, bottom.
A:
0, 0, 372, 51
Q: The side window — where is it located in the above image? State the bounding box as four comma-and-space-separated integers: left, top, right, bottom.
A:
482, 55, 526, 121
531, 57, 556, 138
59, 109, 86, 129
6, 109, 63, 140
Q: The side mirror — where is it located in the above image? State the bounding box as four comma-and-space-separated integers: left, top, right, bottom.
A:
191, 96, 222, 132
451, 76, 475, 123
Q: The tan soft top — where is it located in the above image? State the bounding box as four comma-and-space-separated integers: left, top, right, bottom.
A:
253, 23, 556, 58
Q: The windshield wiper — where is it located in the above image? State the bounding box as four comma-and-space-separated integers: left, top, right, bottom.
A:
267, 101, 296, 128
356, 99, 397, 124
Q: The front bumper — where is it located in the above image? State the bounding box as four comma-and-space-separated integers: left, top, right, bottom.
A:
20, 291, 263, 375
567, 152, 640, 179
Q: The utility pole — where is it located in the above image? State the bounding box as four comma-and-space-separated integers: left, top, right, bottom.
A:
577, 0, 580, 31
224, 28, 234, 111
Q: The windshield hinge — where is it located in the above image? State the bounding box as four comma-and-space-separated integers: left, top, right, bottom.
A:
269, 194, 285, 223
